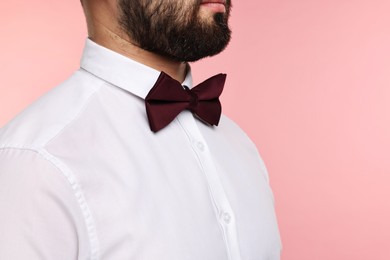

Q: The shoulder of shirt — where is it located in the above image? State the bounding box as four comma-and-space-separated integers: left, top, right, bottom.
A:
219, 114, 257, 146
0, 70, 101, 258
218, 114, 263, 157
0, 69, 104, 152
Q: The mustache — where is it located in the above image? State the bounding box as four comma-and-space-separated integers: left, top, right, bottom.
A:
143, 0, 231, 12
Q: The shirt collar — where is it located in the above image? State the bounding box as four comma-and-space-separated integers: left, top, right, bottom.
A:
80, 38, 193, 99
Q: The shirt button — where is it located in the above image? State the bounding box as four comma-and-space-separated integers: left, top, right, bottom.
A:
221, 211, 232, 224
196, 141, 205, 151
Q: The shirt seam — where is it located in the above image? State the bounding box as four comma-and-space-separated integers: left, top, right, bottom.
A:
41, 72, 104, 148
0, 146, 100, 260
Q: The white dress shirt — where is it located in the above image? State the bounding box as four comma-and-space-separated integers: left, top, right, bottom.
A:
0, 39, 281, 260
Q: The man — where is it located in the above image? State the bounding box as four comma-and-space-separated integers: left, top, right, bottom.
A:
0, 0, 281, 259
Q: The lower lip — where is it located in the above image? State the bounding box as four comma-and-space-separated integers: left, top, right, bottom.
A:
200, 2, 226, 13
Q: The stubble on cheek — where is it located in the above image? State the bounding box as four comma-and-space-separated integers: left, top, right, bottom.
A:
151, 0, 202, 27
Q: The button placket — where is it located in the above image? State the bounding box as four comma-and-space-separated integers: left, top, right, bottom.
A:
176, 111, 243, 260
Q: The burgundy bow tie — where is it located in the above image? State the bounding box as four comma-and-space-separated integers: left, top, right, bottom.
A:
145, 72, 227, 132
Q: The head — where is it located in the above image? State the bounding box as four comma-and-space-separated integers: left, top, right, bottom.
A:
82, 0, 232, 62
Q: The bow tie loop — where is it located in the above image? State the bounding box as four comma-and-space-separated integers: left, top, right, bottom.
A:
145, 72, 226, 132
183, 86, 199, 112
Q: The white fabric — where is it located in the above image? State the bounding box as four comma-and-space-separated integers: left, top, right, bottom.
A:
0, 39, 281, 260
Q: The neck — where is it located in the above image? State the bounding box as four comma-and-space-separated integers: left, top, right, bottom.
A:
88, 20, 188, 83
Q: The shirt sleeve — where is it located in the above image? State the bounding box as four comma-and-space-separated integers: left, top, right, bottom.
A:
0, 148, 89, 260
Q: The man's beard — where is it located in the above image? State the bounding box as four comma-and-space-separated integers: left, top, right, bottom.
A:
118, 0, 232, 62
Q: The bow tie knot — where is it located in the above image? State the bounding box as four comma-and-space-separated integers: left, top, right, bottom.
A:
145, 72, 226, 132
184, 86, 199, 112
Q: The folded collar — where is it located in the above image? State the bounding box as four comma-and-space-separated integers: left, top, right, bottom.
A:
80, 38, 193, 99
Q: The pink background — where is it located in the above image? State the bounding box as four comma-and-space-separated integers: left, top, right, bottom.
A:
1, 1, 390, 259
